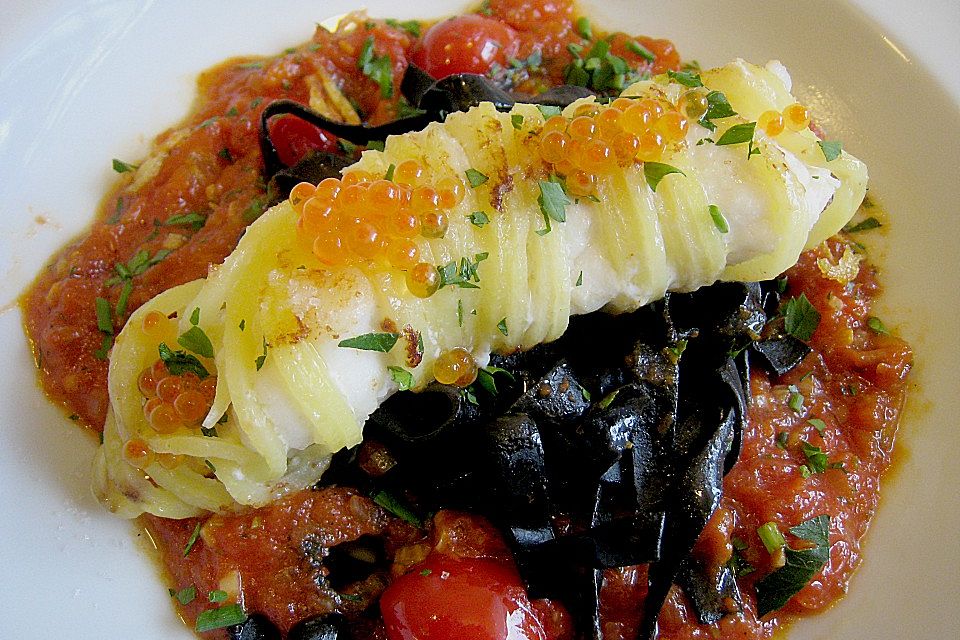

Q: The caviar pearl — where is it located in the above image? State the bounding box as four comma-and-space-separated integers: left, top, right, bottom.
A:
406, 262, 440, 298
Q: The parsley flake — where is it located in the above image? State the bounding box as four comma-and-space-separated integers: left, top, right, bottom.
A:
255, 337, 268, 371
755, 515, 831, 617
708, 204, 729, 233
667, 69, 703, 87
112, 158, 138, 173
866, 316, 889, 335
468, 210, 490, 227
817, 140, 842, 161
338, 332, 400, 352
643, 162, 685, 192
537, 179, 571, 232
783, 294, 821, 342
465, 168, 489, 187
843, 217, 882, 233
173, 585, 196, 606
716, 121, 757, 146
388, 366, 414, 391
159, 343, 210, 379
511, 114, 524, 130
183, 522, 202, 557
497, 317, 509, 336
358, 36, 394, 98
195, 604, 247, 633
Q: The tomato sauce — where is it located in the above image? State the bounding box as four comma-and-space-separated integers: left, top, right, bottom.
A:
20, 1, 911, 639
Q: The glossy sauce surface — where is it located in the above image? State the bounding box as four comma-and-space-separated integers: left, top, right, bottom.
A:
21, 1, 910, 639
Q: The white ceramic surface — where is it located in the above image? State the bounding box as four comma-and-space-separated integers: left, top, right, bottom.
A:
1, 1, 957, 638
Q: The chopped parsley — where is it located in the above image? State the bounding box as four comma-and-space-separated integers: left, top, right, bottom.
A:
843, 217, 882, 233
729, 537, 756, 577
576, 270, 583, 287
468, 210, 490, 227
698, 90, 738, 131
255, 337, 268, 370
388, 366, 414, 391
643, 162, 685, 192
182, 522, 202, 557
159, 343, 210, 379
112, 158, 138, 173
755, 515, 831, 617
172, 585, 196, 606
575, 16, 593, 39
164, 212, 206, 230
866, 316, 889, 335
537, 104, 562, 118
437, 253, 488, 289
475, 366, 516, 395
195, 604, 247, 633
208, 590, 229, 604
536, 179, 571, 235
783, 293, 821, 342
787, 385, 804, 413
715, 121, 757, 147
708, 204, 729, 233
563, 38, 640, 93
358, 36, 394, 98
667, 69, 703, 87
465, 168, 489, 188
808, 418, 827, 434
817, 140, 842, 161
510, 114, 524, 130
337, 332, 400, 352
626, 39, 655, 62
497, 317, 509, 336
384, 18, 421, 37
371, 490, 421, 526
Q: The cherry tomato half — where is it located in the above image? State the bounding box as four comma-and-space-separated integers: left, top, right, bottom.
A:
267, 114, 338, 167
411, 15, 520, 78
380, 555, 547, 640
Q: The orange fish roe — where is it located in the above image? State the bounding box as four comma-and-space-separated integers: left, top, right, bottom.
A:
433, 347, 479, 388
290, 165, 467, 277
138, 358, 217, 440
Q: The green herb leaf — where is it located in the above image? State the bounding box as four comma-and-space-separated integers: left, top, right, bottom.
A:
817, 140, 842, 161
468, 210, 490, 227
371, 490, 421, 526
756, 515, 831, 617
698, 91, 738, 130
384, 163, 396, 181
538, 180, 571, 223
475, 365, 516, 396
388, 366, 414, 391
159, 343, 210, 379
239, 319, 246, 331
716, 122, 757, 146
799, 440, 830, 474
95, 297, 113, 333
465, 168, 489, 188
667, 69, 703, 87
788, 386, 804, 413
208, 590, 229, 604
575, 16, 593, 39
92, 334, 114, 360
576, 270, 583, 287
338, 332, 400, 352
178, 326, 214, 359
173, 585, 196, 605
866, 316, 889, 335
708, 204, 729, 233
438, 253, 488, 289
757, 522, 786, 554
358, 36, 394, 98
537, 104, 562, 118
511, 114, 524, 130
189, 307, 200, 325
729, 538, 756, 577
783, 293, 821, 342
843, 217, 882, 233
626, 39, 655, 62
195, 604, 247, 633
164, 212, 206, 230
384, 18, 421, 37
183, 522, 202, 557
112, 158, 138, 173
808, 418, 827, 434
497, 317, 509, 336
643, 162, 685, 192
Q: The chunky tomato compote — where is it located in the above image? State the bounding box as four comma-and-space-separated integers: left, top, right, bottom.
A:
21, 1, 910, 639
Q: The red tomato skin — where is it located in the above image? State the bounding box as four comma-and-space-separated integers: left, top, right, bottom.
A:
267, 114, 338, 166
411, 15, 520, 78
380, 556, 547, 640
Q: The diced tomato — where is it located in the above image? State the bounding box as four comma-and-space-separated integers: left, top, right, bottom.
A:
267, 114, 338, 166
380, 555, 546, 640
411, 15, 520, 78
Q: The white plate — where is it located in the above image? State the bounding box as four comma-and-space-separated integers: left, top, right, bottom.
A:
1, 1, 958, 638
